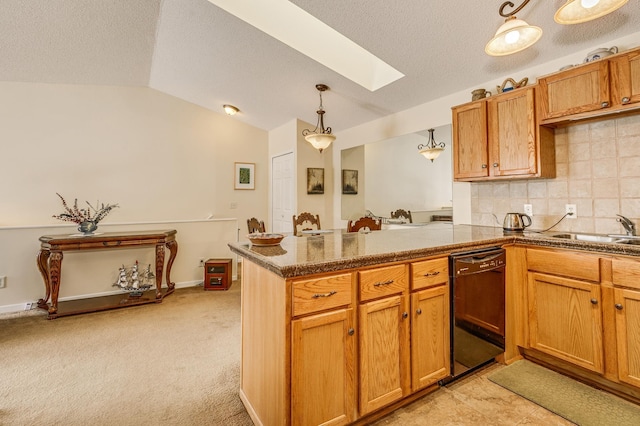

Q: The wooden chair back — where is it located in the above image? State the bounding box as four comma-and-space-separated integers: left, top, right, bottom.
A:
292, 212, 321, 236
347, 217, 382, 233
247, 217, 266, 234
390, 209, 413, 223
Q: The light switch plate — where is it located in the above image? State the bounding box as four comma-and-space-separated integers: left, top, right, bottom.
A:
523, 204, 533, 216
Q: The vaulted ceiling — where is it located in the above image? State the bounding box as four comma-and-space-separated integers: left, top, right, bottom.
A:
2, 0, 639, 132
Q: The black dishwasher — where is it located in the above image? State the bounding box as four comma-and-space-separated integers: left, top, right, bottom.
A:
444, 247, 506, 382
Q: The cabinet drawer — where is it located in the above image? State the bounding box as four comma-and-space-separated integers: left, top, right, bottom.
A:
359, 264, 408, 302
411, 258, 449, 290
612, 258, 640, 290
293, 273, 353, 317
527, 248, 600, 282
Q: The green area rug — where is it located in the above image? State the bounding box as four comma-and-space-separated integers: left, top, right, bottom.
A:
488, 360, 640, 426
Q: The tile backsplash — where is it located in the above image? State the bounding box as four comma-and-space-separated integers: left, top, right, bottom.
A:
471, 114, 640, 234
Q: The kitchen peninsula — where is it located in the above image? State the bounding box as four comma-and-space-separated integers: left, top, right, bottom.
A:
228, 225, 640, 425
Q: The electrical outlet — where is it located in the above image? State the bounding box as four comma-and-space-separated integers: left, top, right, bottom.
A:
230, 202, 238, 209
24, 302, 32, 311
566, 204, 577, 218
0, 275, 6, 288
199, 258, 205, 267
523, 204, 533, 216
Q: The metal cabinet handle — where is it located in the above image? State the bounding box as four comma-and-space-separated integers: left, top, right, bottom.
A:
493, 163, 499, 167
622, 97, 630, 104
601, 101, 609, 108
348, 328, 355, 336
402, 312, 409, 319
590, 298, 598, 305
416, 308, 422, 315
374, 279, 394, 287
312, 291, 337, 299
481, 164, 488, 169
103, 241, 122, 247
615, 303, 623, 310
423, 271, 440, 277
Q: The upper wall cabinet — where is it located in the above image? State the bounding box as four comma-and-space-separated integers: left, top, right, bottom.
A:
452, 86, 555, 182
537, 46, 640, 125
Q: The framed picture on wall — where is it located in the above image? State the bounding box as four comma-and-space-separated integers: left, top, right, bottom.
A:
234, 162, 255, 190
342, 169, 358, 194
307, 168, 324, 194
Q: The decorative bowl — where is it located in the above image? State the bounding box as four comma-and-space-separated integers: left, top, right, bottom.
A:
247, 233, 285, 246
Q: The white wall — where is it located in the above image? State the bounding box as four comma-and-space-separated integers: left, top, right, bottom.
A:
330, 31, 640, 228
0, 82, 268, 312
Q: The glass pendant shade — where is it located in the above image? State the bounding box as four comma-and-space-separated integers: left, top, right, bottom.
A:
304, 133, 336, 153
555, 0, 629, 24
485, 17, 542, 56
419, 147, 445, 162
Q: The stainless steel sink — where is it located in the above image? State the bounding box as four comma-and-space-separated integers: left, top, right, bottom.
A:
547, 233, 627, 243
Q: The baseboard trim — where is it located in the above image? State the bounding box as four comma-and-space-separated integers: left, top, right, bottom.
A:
0, 280, 204, 315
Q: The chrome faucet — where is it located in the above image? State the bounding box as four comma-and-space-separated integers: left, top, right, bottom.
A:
617, 214, 636, 236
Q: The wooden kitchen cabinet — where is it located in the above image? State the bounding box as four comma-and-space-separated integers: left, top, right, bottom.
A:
610, 47, 640, 109
291, 272, 357, 425
527, 272, 604, 374
410, 285, 449, 391
452, 100, 489, 179
358, 264, 410, 415
452, 86, 555, 181
526, 248, 604, 374
291, 308, 357, 425
612, 258, 640, 389
537, 61, 610, 121
410, 257, 450, 391
538, 46, 640, 124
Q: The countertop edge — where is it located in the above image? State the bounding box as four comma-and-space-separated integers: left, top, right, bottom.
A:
229, 232, 640, 279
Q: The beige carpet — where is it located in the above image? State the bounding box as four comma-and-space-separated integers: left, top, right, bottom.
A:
0, 283, 253, 426
488, 360, 640, 426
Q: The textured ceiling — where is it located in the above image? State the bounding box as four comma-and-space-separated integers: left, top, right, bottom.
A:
1, 0, 640, 132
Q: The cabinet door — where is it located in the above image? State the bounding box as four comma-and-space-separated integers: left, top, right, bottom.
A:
452, 101, 489, 180
292, 308, 357, 426
411, 285, 450, 391
610, 47, 640, 108
359, 295, 410, 415
528, 272, 604, 373
487, 87, 537, 177
614, 288, 640, 388
537, 60, 610, 120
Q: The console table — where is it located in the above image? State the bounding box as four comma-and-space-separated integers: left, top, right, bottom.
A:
36, 229, 178, 319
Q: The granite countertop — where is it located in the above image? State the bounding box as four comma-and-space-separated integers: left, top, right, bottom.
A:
227, 224, 640, 278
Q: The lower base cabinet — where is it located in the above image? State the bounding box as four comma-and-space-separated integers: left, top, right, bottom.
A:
359, 294, 410, 415
292, 308, 357, 425
614, 287, 640, 388
411, 285, 450, 391
527, 271, 604, 374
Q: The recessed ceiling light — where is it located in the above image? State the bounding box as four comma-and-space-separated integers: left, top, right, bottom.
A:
208, 0, 404, 91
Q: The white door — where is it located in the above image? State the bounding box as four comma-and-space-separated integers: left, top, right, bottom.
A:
272, 152, 294, 234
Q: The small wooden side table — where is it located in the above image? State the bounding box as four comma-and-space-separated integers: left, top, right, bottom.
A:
204, 258, 232, 290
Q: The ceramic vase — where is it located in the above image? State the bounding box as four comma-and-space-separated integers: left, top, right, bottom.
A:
78, 221, 98, 235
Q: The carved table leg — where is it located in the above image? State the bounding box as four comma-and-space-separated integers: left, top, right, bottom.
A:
47, 251, 63, 316
165, 240, 178, 292
155, 243, 165, 299
36, 250, 51, 308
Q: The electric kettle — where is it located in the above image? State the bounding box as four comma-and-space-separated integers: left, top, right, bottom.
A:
503, 213, 532, 232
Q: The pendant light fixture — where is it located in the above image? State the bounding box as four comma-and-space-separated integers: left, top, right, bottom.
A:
485, 0, 542, 56
302, 84, 336, 153
417, 128, 445, 162
555, 0, 629, 24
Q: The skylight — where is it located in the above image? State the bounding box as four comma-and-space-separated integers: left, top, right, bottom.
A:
208, 0, 405, 91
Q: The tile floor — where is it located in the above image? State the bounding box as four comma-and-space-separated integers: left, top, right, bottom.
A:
372, 363, 575, 425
